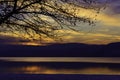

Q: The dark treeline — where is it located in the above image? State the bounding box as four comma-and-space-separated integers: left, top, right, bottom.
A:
0, 42, 120, 57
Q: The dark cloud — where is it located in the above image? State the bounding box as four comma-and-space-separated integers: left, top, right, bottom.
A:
0, 35, 31, 45
108, 0, 120, 14
112, 5, 120, 14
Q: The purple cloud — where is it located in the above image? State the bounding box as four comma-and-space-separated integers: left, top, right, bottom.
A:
107, 0, 120, 14
0, 35, 30, 45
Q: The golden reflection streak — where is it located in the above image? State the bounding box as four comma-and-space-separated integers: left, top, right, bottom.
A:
11, 65, 120, 74
1, 57, 120, 63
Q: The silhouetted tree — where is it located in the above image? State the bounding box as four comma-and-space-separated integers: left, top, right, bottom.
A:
0, 0, 106, 40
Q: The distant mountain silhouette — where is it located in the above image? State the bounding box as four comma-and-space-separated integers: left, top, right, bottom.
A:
0, 42, 120, 57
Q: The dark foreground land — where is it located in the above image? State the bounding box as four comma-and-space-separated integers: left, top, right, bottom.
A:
0, 74, 120, 80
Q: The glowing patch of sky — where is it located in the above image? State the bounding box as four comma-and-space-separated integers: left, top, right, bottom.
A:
61, 0, 120, 44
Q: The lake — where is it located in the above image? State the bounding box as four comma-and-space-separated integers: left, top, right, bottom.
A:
0, 57, 120, 74
0, 57, 120, 79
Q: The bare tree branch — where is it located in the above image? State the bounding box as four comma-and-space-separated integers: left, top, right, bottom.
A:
0, 0, 107, 41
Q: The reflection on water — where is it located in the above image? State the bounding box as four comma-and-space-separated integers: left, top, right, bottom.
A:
0, 57, 120, 63
0, 62, 120, 74
0, 57, 120, 74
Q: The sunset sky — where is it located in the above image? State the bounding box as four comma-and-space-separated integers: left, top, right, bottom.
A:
0, 0, 120, 45
0, 0, 120, 75
56, 0, 120, 44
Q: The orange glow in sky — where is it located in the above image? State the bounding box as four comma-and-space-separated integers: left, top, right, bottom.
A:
0, 1, 120, 45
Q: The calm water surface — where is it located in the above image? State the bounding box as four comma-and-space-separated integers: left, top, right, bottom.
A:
0, 57, 120, 74
0, 57, 120, 80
